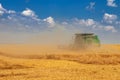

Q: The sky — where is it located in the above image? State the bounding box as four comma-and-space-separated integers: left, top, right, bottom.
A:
0, 0, 120, 44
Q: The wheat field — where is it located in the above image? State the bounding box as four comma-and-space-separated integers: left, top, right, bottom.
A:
0, 44, 120, 80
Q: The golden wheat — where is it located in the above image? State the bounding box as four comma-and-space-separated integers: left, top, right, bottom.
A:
0, 44, 120, 80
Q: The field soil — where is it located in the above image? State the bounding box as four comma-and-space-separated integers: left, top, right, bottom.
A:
0, 44, 120, 80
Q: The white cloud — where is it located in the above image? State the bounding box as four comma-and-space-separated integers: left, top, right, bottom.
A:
74, 18, 118, 33
0, 3, 16, 16
62, 22, 68, 25
21, 8, 40, 21
103, 13, 117, 24
7, 10, 16, 14
0, 3, 6, 11
79, 19, 96, 27
7, 16, 12, 20
0, 15, 119, 44
107, 0, 117, 7
115, 21, 120, 25
22, 8, 36, 17
0, 3, 6, 15
0, 10, 4, 16
104, 25, 117, 32
86, 2, 95, 10
43, 16, 55, 27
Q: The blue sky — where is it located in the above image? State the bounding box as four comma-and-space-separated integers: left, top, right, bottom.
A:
0, 0, 120, 20
0, 0, 120, 44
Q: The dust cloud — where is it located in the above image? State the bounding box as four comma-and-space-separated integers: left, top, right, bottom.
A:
0, 22, 119, 58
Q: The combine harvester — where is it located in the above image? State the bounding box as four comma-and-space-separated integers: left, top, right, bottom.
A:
73, 33, 100, 49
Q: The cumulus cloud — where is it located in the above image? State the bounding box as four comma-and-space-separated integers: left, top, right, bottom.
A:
86, 2, 95, 10
107, 0, 117, 7
104, 25, 117, 32
0, 15, 119, 43
0, 10, 4, 16
103, 13, 117, 24
7, 10, 16, 14
62, 22, 68, 25
0, 3, 6, 10
43, 16, 55, 27
79, 19, 96, 27
21, 8, 40, 21
22, 8, 36, 17
74, 18, 117, 33
7, 16, 12, 20
0, 3, 6, 15
0, 3, 16, 16
115, 21, 120, 25
0, 4, 119, 43
0, 3, 118, 33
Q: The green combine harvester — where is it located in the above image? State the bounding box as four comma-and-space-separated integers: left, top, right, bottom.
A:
74, 33, 100, 48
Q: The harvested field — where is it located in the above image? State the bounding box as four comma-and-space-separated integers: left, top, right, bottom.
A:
0, 44, 120, 80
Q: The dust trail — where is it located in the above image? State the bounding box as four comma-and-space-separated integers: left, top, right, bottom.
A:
0, 44, 120, 65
